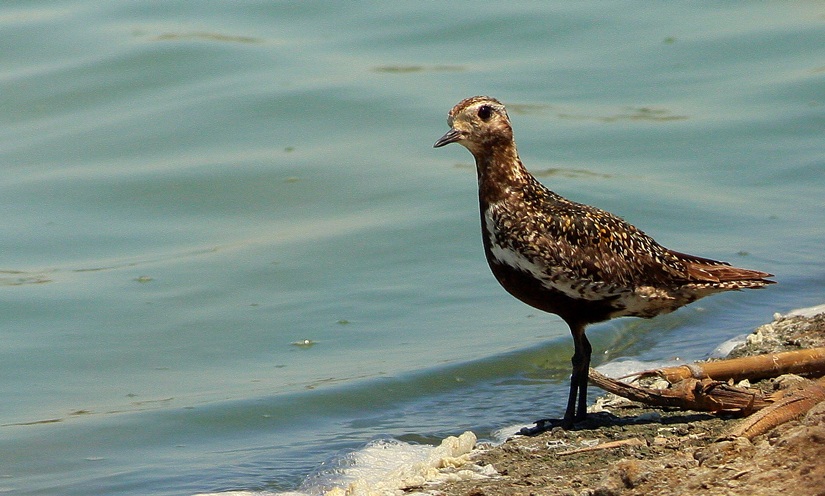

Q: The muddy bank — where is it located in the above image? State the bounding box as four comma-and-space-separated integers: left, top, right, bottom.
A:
420, 307, 825, 496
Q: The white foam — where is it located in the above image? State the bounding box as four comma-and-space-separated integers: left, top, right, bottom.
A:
784, 303, 825, 319
595, 358, 682, 379
194, 492, 282, 496
709, 334, 748, 358
195, 431, 491, 496
490, 424, 533, 445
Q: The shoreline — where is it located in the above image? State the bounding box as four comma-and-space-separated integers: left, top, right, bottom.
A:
415, 305, 825, 496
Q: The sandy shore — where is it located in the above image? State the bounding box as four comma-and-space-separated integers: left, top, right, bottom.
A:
418, 306, 825, 496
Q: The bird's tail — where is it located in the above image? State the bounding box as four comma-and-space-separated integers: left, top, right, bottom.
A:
669, 249, 775, 288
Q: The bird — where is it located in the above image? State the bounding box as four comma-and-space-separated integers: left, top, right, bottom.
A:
433, 95, 775, 431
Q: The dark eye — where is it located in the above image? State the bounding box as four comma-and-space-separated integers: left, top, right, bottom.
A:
477, 105, 493, 121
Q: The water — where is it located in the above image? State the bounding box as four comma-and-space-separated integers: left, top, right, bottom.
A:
2, 1, 823, 494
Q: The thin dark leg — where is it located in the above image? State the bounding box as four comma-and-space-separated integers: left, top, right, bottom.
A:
518, 321, 589, 436
575, 333, 591, 422
562, 321, 587, 428
562, 363, 579, 428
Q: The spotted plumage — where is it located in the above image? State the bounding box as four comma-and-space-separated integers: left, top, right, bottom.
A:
434, 95, 774, 430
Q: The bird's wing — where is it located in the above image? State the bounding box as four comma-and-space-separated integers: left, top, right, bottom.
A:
526, 198, 774, 288
522, 196, 692, 288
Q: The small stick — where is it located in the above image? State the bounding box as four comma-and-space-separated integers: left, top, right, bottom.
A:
724, 377, 825, 440
635, 347, 825, 384
557, 437, 646, 456
588, 368, 772, 413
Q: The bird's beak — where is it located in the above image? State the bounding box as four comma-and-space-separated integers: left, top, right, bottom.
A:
433, 128, 464, 148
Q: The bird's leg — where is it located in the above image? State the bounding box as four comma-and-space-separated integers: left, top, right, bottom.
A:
561, 366, 579, 429
575, 332, 591, 422
518, 322, 589, 436
563, 323, 587, 428
518, 322, 584, 435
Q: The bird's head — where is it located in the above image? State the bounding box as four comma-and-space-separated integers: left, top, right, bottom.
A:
433, 96, 513, 155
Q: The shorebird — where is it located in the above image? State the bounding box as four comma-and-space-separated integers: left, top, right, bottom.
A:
434, 96, 774, 430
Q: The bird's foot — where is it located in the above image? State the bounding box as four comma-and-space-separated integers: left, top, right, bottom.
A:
517, 418, 573, 436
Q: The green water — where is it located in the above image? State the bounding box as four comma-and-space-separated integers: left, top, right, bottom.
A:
1, 2, 823, 494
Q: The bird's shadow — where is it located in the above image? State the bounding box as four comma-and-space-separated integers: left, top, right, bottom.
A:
517, 409, 721, 436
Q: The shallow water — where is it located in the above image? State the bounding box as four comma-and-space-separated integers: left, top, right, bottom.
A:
1, 2, 823, 494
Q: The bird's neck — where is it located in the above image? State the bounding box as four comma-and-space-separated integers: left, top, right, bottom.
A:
473, 142, 530, 203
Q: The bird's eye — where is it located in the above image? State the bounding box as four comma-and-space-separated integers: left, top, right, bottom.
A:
477, 105, 493, 121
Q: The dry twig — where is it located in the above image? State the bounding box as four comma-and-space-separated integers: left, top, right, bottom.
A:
724, 376, 825, 440
557, 437, 646, 456
633, 347, 825, 384
589, 368, 771, 413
